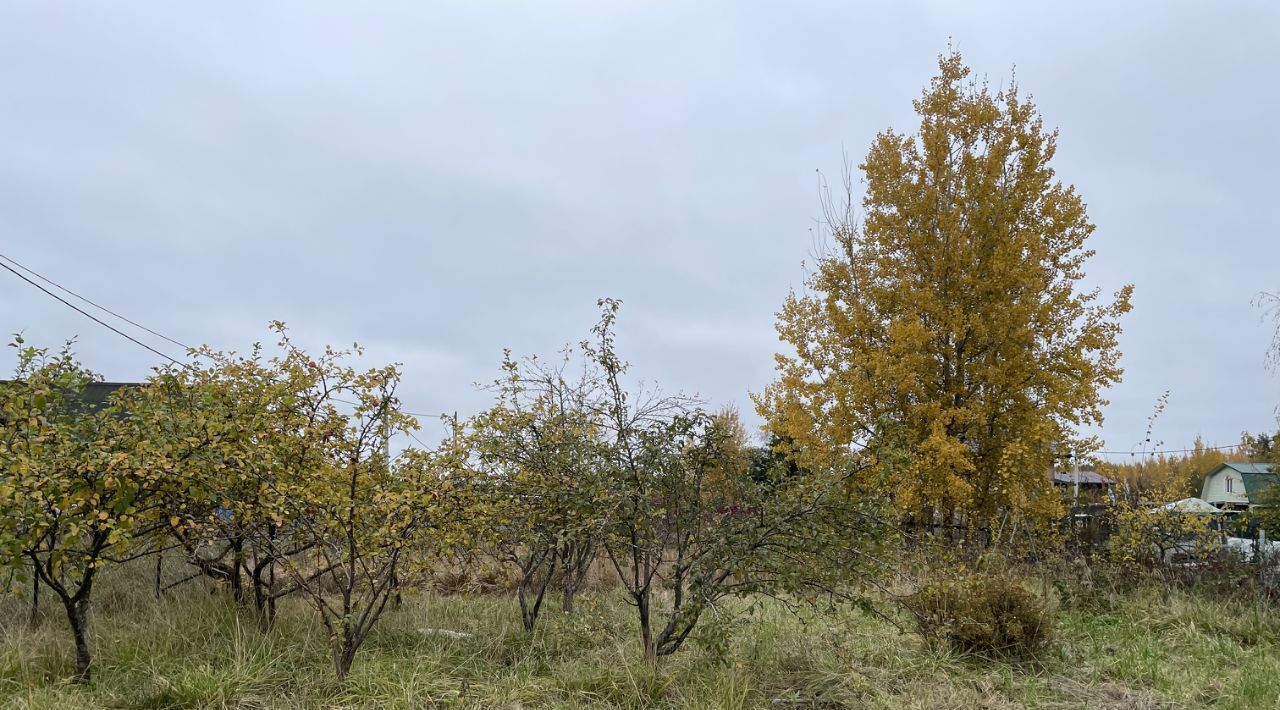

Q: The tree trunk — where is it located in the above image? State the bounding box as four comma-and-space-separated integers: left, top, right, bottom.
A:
390, 559, 402, 610
562, 584, 577, 615
229, 537, 244, 604
333, 638, 357, 682
517, 546, 557, 632
517, 572, 552, 632
637, 591, 655, 662
267, 560, 276, 625
559, 540, 594, 615
252, 560, 275, 632
154, 552, 164, 599
517, 581, 532, 632
63, 597, 92, 682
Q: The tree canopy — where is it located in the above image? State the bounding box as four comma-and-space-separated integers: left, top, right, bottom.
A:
755, 51, 1132, 528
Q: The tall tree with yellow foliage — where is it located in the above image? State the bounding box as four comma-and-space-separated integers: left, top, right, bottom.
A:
755, 51, 1132, 530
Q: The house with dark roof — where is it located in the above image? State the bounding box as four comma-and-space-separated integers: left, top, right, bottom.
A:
1050, 470, 1114, 489
1200, 462, 1278, 511
68, 382, 138, 410
1050, 468, 1114, 508
0, 380, 140, 418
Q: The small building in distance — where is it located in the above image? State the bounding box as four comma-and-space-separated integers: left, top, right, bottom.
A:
1051, 469, 1114, 490
1200, 462, 1278, 512
72, 381, 138, 410
0, 380, 140, 418
1051, 468, 1115, 506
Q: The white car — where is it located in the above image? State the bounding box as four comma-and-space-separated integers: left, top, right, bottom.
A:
1221, 536, 1280, 562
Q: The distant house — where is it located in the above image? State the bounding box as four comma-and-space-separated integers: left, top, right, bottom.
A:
1200, 462, 1278, 512
1050, 470, 1114, 490
1051, 468, 1114, 508
69, 381, 138, 410
0, 380, 140, 417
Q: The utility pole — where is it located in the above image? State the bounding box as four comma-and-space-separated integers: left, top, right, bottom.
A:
1073, 451, 1080, 509
381, 405, 403, 609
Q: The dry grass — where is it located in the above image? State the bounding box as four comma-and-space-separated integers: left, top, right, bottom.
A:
1, 559, 1278, 708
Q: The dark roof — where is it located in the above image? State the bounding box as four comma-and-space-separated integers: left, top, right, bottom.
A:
79, 382, 138, 409
0, 380, 141, 413
1052, 470, 1114, 486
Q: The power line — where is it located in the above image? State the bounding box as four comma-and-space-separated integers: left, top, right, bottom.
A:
0, 252, 435, 418
0, 252, 192, 351
1093, 443, 1244, 457
403, 428, 435, 450
329, 395, 435, 421
0, 259, 182, 365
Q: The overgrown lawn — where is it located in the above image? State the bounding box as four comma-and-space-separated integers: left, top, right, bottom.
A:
1, 570, 1277, 708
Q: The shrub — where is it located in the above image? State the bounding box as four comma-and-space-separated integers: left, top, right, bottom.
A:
1109, 480, 1218, 569
903, 573, 1055, 658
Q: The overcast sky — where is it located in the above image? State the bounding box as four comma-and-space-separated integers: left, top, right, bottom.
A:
1, 1, 1277, 457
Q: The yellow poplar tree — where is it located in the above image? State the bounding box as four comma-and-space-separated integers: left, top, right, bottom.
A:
755, 51, 1132, 529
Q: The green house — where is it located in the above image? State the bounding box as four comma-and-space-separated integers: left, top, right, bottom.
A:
1200, 462, 1278, 511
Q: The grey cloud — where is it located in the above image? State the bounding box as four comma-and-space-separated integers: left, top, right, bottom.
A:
1, 0, 1276, 455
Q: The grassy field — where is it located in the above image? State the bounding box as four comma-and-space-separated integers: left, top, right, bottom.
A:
2, 566, 1279, 709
